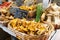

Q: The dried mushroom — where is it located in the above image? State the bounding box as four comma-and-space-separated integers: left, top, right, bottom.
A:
9, 18, 53, 36
41, 3, 60, 23
0, 11, 14, 23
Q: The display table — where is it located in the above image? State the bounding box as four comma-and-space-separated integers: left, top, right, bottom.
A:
50, 29, 60, 40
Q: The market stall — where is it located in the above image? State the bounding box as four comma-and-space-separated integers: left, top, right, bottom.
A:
0, 0, 60, 40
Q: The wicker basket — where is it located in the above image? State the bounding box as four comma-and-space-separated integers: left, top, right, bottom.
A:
8, 22, 54, 40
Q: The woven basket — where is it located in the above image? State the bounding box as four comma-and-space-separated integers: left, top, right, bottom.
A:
8, 22, 54, 40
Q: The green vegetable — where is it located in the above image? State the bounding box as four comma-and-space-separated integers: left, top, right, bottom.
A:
35, 4, 43, 22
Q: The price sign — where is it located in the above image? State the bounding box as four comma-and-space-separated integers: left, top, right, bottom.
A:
43, 0, 51, 9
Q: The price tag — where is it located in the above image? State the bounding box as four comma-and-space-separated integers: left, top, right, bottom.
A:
43, 0, 51, 9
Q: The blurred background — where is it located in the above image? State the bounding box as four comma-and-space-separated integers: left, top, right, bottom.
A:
0, 0, 60, 40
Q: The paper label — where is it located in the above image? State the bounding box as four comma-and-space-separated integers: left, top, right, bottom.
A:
43, 0, 51, 9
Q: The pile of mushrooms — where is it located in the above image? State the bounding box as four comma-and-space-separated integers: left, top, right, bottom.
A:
41, 3, 60, 26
